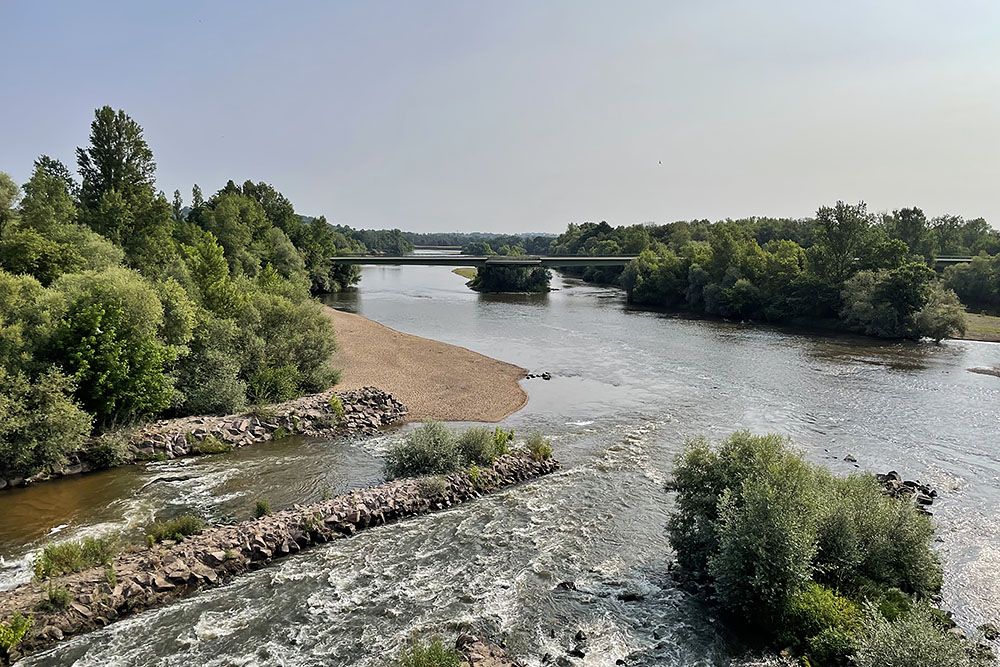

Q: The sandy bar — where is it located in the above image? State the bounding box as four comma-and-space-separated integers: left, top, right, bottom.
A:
326, 307, 528, 422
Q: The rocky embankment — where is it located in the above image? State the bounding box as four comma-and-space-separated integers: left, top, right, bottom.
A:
0, 453, 559, 663
1, 387, 406, 491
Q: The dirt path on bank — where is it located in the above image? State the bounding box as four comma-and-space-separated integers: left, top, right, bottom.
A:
326, 307, 528, 422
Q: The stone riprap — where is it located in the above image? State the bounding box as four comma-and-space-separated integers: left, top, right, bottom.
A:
0, 453, 559, 663
1, 387, 407, 491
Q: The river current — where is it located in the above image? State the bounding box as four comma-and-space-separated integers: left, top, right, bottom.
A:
3, 264, 999, 666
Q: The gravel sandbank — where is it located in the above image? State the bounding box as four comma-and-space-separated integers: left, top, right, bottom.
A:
327, 307, 528, 422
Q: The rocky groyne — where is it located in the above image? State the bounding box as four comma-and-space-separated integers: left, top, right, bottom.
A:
1, 387, 407, 491
0, 453, 559, 663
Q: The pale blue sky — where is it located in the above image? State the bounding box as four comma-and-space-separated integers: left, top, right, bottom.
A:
2, 1, 999, 231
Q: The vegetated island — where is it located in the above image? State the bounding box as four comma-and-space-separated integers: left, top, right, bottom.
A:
664, 431, 997, 667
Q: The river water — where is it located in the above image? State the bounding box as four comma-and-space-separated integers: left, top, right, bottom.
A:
4, 265, 1000, 666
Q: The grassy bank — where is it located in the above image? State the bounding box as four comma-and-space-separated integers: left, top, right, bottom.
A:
452, 267, 477, 280
962, 311, 1000, 343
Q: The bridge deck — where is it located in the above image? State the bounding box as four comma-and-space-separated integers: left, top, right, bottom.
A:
331, 255, 638, 268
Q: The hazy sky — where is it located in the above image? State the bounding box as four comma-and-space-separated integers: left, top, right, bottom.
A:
2, 1, 999, 232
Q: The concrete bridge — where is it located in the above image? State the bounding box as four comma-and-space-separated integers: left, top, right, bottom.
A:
331, 255, 638, 268
935, 256, 974, 267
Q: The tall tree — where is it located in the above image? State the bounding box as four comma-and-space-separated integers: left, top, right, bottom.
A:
76, 106, 156, 212
0, 172, 21, 239
19, 157, 78, 233
883, 207, 932, 259
191, 184, 204, 208
810, 201, 873, 286
172, 189, 183, 221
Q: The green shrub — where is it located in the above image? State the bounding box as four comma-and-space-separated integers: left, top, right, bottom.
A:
0, 367, 92, 479
526, 433, 553, 461
492, 426, 514, 450
854, 604, 986, 667
385, 422, 461, 479
814, 475, 941, 597
457, 426, 507, 465
417, 476, 449, 499
83, 430, 133, 469
665, 431, 958, 661
468, 464, 483, 487
396, 637, 462, 667
783, 583, 862, 664
785, 583, 863, 640
328, 394, 345, 423
0, 612, 32, 656
708, 454, 821, 623
38, 583, 71, 611
806, 626, 858, 667
254, 498, 271, 518
34, 534, 120, 580
145, 514, 205, 543
246, 364, 300, 405
193, 433, 232, 455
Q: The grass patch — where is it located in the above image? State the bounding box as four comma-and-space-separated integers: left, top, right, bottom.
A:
396, 637, 462, 667
192, 433, 233, 455
36, 583, 71, 611
144, 514, 205, 544
0, 613, 32, 657
451, 267, 477, 281
254, 498, 271, 518
34, 535, 120, 580
963, 311, 1000, 342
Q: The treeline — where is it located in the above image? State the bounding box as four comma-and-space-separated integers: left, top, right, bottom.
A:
548, 204, 990, 340
399, 231, 553, 255
330, 224, 412, 255
0, 107, 361, 481
943, 255, 1000, 315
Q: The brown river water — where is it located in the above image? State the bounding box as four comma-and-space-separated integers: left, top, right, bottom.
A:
2, 264, 999, 666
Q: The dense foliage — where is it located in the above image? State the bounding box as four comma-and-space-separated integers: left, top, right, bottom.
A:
0, 106, 361, 479
552, 203, 989, 339
944, 254, 1000, 315
666, 432, 991, 666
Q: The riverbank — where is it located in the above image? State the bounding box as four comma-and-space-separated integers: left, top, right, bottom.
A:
0, 453, 559, 664
327, 307, 529, 422
963, 311, 1000, 343
0, 388, 407, 491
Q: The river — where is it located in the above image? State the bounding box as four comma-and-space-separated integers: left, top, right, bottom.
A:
3, 264, 999, 666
